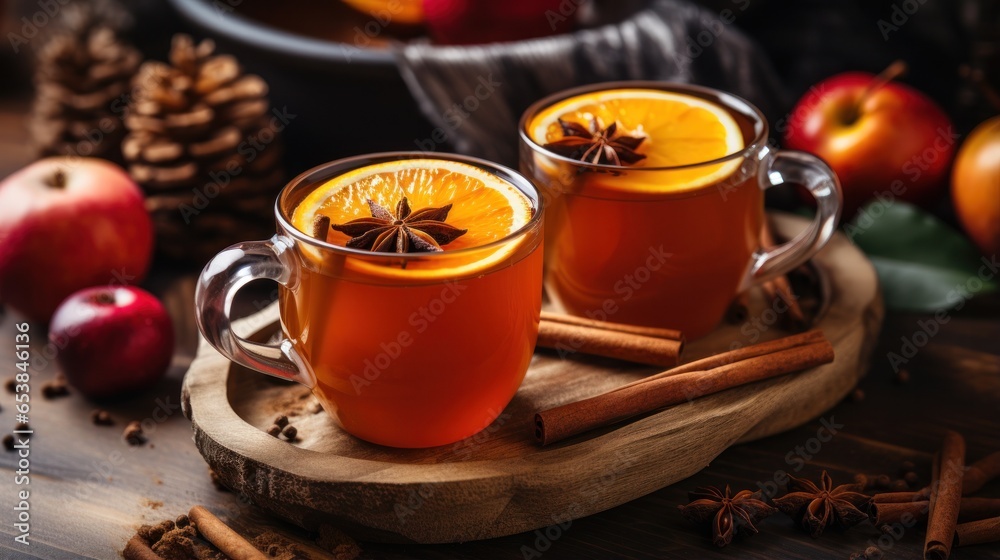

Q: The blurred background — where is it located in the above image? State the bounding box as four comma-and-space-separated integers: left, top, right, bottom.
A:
2, 0, 995, 150
0, 0, 996, 282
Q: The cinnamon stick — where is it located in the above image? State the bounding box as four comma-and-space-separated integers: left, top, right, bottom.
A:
536, 318, 682, 368
873, 489, 931, 503
901, 450, 1000, 499
761, 278, 808, 331
873, 497, 1000, 526
925, 431, 966, 560
610, 329, 826, 395
189, 505, 267, 560
123, 536, 164, 560
963, 451, 1000, 495
540, 311, 683, 342
761, 226, 808, 331
534, 333, 834, 446
311, 215, 330, 241
955, 516, 1000, 548
873, 500, 930, 526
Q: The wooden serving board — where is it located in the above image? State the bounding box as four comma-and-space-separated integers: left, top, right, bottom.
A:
181, 213, 883, 544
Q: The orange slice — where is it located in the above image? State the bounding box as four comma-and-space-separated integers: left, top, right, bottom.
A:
527, 88, 745, 192
291, 159, 534, 280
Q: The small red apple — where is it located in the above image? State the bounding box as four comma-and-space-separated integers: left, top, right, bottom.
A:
422, 0, 573, 45
0, 157, 153, 322
783, 62, 956, 218
49, 286, 174, 399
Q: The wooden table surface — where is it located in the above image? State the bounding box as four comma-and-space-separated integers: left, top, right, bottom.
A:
1, 101, 999, 560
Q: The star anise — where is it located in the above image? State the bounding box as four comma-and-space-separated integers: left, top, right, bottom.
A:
678, 485, 777, 547
774, 471, 873, 538
542, 117, 647, 166
329, 197, 467, 253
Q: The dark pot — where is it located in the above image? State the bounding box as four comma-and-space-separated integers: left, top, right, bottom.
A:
167, 0, 437, 174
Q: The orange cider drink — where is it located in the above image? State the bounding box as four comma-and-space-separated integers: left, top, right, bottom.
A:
284, 156, 543, 447
195, 153, 543, 449
519, 83, 841, 339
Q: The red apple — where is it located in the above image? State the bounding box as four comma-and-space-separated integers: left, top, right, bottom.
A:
783, 62, 956, 218
422, 0, 573, 45
49, 286, 174, 399
0, 157, 153, 322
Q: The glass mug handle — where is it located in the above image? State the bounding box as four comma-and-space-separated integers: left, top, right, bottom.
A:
739, 147, 843, 291
194, 235, 313, 387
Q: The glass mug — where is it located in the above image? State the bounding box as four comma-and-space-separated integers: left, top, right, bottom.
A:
519, 82, 841, 339
195, 153, 544, 448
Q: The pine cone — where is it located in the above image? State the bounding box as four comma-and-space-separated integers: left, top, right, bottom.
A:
123, 35, 285, 263
29, 6, 140, 162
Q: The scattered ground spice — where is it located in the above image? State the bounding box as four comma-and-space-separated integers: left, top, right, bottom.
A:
266, 387, 315, 419
152, 524, 199, 560
127, 517, 225, 560
137, 520, 175, 544
91, 409, 114, 426
252, 531, 293, 560
41, 376, 70, 399
143, 499, 164, 510
3, 435, 13, 451
124, 421, 146, 446
4, 378, 15, 393
125, 514, 361, 560
252, 531, 322, 560
315, 525, 362, 559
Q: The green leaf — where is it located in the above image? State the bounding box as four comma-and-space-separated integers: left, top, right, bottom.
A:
845, 201, 998, 312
